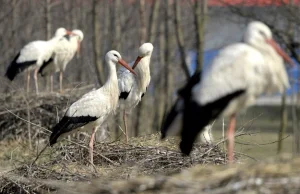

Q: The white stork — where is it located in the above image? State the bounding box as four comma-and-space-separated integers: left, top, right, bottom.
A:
5, 28, 72, 94
39, 29, 84, 92
49, 50, 136, 165
161, 21, 294, 163
118, 43, 153, 142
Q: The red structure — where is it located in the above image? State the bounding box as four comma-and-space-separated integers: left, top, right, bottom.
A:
208, 0, 300, 6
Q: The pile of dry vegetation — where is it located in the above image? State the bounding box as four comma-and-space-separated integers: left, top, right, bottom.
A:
1, 140, 300, 194
0, 86, 94, 141
0, 137, 226, 194
58, 154, 300, 194
1, 89, 296, 194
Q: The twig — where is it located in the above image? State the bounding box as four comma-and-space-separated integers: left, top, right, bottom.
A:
4, 108, 51, 133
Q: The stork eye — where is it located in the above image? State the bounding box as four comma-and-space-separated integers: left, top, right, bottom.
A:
259, 30, 267, 38
113, 54, 118, 58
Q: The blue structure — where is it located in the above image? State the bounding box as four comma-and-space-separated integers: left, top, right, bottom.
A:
188, 49, 300, 96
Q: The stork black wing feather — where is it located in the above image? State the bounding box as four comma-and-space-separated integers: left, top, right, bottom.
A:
38, 57, 54, 76
180, 90, 245, 155
161, 98, 182, 139
160, 71, 201, 139
5, 52, 37, 81
119, 91, 130, 100
49, 115, 97, 145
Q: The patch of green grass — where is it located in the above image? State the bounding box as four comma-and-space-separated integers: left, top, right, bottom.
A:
212, 129, 293, 161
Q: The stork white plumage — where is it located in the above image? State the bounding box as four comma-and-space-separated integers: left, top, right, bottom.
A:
5, 28, 71, 94
118, 43, 153, 142
39, 29, 84, 92
161, 21, 294, 163
49, 50, 136, 165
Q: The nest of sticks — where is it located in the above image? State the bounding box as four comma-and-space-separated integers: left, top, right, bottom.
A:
0, 138, 227, 194
0, 86, 94, 141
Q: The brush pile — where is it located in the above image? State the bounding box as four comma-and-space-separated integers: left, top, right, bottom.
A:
0, 138, 227, 194
0, 86, 94, 141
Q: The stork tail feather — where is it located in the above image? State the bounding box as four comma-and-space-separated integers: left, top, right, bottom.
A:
49, 115, 98, 146
180, 90, 245, 155
5, 53, 36, 81
38, 57, 54, 76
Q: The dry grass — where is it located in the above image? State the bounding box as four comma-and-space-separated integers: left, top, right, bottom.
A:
0, 134, 227, 194
0, 89, 295, 193
57, 154, 300, 194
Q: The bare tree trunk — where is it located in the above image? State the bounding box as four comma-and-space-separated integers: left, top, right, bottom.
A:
139, 0, 146, 45
111, 0, 121, 51
288, 0, 300, 155
71, 1, 77, 29
153, 19, 166, 131
163, 0, 173, 114
278, 92, 288, 153
112, 0, 122, 139
194, 0, 207, 72
102, 0, 111, 69
63, 0, 71, 30
4, 0, 18, 93
45, 0, 51, 40
148, 0, 160, 42
148, 0, 160, 132
292, 87, 300, 153
44, 0, 51, 92
11, 0, 17, 46
174, 0, 190, 79
134, 0, 147, 137
92, 0, 105, 85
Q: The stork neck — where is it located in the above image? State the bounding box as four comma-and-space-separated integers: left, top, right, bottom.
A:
252, 41, 282, 63
100, 60, 119, 111
48, 36, 62, 45
135, 55, 151, 90
104, 61, 118, 88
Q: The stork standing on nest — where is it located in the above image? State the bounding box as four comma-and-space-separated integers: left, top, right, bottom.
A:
161, 21, 294, 163
49, 50, 136, 165
118, 43, 154, 142
39, 29, 84, 93
5, 28, 72, 94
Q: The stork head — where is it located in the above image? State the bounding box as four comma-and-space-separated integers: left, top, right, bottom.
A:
105, 50, 136, 75
72, 29, 84, 42
71, 29, 84, 54
132, 43, 154, 69
54, 27, 72, 38
244, 21, 294, 66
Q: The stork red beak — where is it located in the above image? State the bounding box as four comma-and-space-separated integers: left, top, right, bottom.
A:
66, 31, 73, 35
132, 56, 143, 69
266, 39, 295, 67
118, 59, 136, 75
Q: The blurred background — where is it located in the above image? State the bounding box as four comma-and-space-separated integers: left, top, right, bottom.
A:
1, 0, 300, 159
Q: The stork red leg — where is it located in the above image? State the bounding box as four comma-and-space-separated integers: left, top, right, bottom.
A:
227, 114, 236, 163
89, 128, 96, 165
50, 74, 54, 92
34, 68, 39, 94
59, 71, 63, 93
123, 110, 128, 143
26, 70, 30, 93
